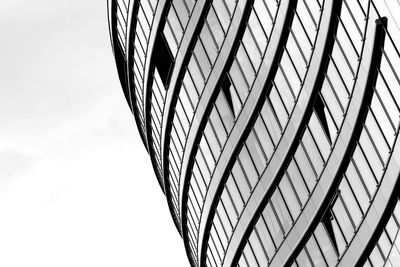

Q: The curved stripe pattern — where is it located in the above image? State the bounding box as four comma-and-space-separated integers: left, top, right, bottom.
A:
108, 0, 400, 266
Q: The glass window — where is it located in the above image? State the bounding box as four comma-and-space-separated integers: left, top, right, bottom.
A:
173, 0, 190, 26
358, 132, 384, 181
253, 116, 274, 159
260, 100, 282, 145
331, 218, 346, 255
287, 161, 309, 206
269, 85, 289, 128
309, 109, 334, 159
188, 57, 205, 94
229, 58, 250, 102
204, 122, 221, 160
238, 146, 259, 189
338, 178, 362, 227
212, 2, 231, 31
248, 8, 268, 52
164, 22, 178, 55
221, 190, 239, 223
209, 105, 227, 145
249, 230, 269, 266
200, 23, 219, 63
226, 177, 244, 212
279, 175, 301, 219
255, 217, 276, 259
262, 204, 283, 246
196, 148, 211, 181
332, 197, 354, 242
315, 224, 337, 266
217, 199, 234, 234
271, 190, 293, 234
296, 249, 313, 267
215, 91, 235, 131
326, 63, 349, 108
231, 169, 251, 203
194, 40, 212, 78
210, 226, 224, 260
352, 146, 377, 196
294, 146, 316, 191
242, 242, 259, 267
369, 246, 384, 266
301, 128, 324, 176
306, 235, 326, 266
168, 6, 183, 40
286, 33, 307, 77
280, 51, 301, 97
246, 130, 268, 174
242, 28, 262, 71
365, 112, 389, 164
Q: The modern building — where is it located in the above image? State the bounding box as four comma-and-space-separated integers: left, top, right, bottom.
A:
108, 0, 400, 266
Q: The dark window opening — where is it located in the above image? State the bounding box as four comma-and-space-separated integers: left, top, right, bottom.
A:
220, 73, 243, 118
153, 31, 174, 88
314, 93, 332, 144
221, 74, 235, 116
322, 191, 340, 255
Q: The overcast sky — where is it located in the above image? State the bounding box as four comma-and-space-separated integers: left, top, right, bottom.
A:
0, 1, 189, 266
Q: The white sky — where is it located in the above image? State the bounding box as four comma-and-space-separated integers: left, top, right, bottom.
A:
0, 0, 189, 266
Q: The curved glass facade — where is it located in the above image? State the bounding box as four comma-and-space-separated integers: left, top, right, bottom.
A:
108, 0, 400, 266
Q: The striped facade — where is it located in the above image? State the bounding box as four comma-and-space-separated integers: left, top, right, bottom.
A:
108, 1, 400, 266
